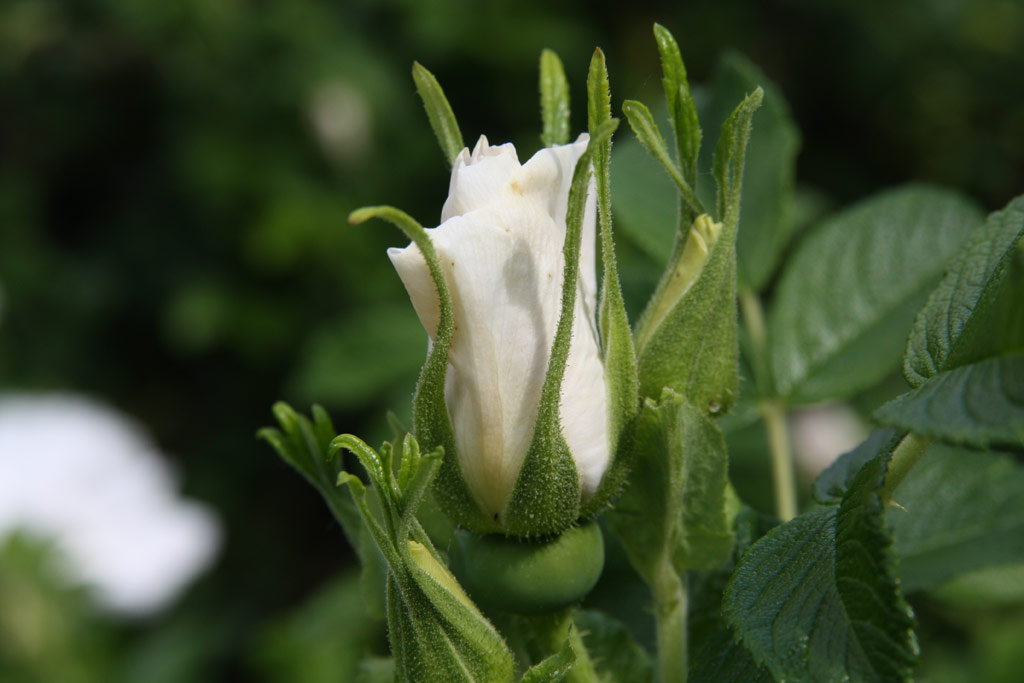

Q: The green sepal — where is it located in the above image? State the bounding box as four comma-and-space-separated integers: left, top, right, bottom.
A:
520, 633, 577, 682
653, 23, 701, 190
606, 388, 734, 586
581, 48, 639, 519
333, 434, 516, 683
412, 62, 465, 169
632, 91, 761, 411
348, 206, 496, 534
539, 49, 571, 148
503, 119, 619, 537
713, 87, 763, 229
621, 99, 703, 218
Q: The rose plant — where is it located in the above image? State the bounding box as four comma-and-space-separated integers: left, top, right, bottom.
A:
262, 24, 1024, 683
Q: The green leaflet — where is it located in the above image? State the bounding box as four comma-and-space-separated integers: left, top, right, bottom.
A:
332, 434, 516, 683
606, 389, 733, 585
877, 196, 1024, 448
653, 23, 700, 193
877, 353, 1024, 449
903, 195, 1024, 385
698, 51, 801, 291
347, 205, 492, 533
769, 185, 983, 404
412, 62, 464, 168
724, 456, 917, 682
886, 443, 1024, 592
689, 631, 772, 683
539, 49, 570, 148
580, 47, 639, 518
503, 119, 618, 536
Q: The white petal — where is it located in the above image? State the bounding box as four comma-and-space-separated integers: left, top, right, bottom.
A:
441, 135, 521, 222
389, 137, 609, 515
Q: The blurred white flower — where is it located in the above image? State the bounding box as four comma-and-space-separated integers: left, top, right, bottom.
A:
0, 393, 221, 616
388, 135, 609, 518
308, 80, 373, 164
790, 403, 868, 477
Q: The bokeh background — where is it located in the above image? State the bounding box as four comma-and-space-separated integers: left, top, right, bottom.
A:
1, 0, 1022, 680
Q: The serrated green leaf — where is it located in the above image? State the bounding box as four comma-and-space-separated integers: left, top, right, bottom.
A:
724, 457, 917, 682
539, 49, 570, 148
812, 428, 901, 504
581, 48, 639, 518
876, 353, 1024, 449
886, 443, 1024, 592
689, 630, 772, 683
699, 52, 801, 291
412, 62, 464, 168
574, 610, 655, 683
621, 99, 703, 218
653, 23, 700, 190
769, 185, 983, 404
904, 195, 1024, 386
606, 389, 733, 582
504, 120, 618, 536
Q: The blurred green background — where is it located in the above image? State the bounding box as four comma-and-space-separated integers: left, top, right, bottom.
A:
1, 0, 1022, 680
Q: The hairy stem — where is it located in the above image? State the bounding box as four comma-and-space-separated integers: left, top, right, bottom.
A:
760, 399, 798, 522
880, 432, 932, 505
653, 559, 688, 683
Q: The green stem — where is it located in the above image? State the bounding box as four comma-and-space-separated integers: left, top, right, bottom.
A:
525, 609, 599, 683
759, 399, 797, 522
653, 559, 688, 683
880, 432, 932, 505
739, 289, 797, 522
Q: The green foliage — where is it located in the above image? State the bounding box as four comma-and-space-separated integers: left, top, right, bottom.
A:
575, 610, 655, 683
606, 389, 733, 582
255, 571, 383, 683
877, 354, 1024, 448
887, 443, 1024, 593
769, 185, 983, 403
519, 635, 576, 683
724, 456, 917, 682
539, 49, 570, 148
878, 196, 1024, 448
903, 196, 1024, 387
258, 403, 363, 551
412, 62, 464, 168
332, 434, 516, 683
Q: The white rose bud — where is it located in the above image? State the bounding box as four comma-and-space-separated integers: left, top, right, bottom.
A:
388, 134, 611, 531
